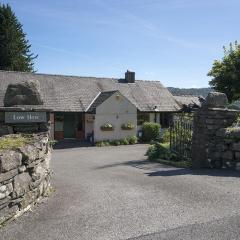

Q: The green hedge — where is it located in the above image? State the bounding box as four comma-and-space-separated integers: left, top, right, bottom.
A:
142, 122, 160, 142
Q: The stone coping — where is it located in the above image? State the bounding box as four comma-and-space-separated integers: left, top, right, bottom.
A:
0, 107, 52, 112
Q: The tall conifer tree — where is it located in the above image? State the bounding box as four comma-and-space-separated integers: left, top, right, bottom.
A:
0, 3, 37, 72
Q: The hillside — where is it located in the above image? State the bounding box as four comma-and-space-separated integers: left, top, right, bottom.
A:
168, 87, 212, 98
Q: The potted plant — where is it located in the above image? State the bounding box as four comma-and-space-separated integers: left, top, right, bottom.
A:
100, 123, 114, 131
121, 122, 135, 130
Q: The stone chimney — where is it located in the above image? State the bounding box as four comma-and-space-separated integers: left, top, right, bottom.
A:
125, 70, 135, 83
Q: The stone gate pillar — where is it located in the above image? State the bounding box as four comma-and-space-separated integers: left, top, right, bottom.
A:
191, 92, 239, 168
0, 80, 52, 136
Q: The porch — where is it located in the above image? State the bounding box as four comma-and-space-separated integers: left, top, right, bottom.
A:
53, 112, 94, 141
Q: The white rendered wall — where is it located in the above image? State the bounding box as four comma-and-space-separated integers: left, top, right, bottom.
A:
94, 92, 137, 142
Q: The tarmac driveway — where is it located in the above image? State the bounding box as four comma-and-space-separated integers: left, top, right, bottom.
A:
1, 144, 240, 240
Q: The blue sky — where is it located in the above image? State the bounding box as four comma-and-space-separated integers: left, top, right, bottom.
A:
1, 0, 240, 87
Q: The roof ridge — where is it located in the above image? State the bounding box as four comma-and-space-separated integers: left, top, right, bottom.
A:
0, 70, 118, 80
0, 70, 163, 83
174, 95, 201, 97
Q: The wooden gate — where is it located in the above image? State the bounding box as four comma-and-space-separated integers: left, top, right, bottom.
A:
170, 113, 193, 160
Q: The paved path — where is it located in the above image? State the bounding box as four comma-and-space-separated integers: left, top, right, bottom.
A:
1, 145, 240, 240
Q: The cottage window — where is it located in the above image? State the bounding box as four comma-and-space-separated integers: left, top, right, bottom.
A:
137, 113, 150, 125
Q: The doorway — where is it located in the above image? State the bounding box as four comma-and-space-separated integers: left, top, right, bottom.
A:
64, 113, 76, 138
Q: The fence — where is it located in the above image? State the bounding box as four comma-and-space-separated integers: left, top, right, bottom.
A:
170, 113, 193, 160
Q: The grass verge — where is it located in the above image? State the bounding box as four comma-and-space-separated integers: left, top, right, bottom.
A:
0, 135, 31, 150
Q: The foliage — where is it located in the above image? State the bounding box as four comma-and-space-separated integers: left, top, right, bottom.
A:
120, 138, 129, 145
162, 129, 170, 143
49, 140, 58, 146
0, 135, 31, 150
171, 114, 193, 143
95, 141, 107, 147
146, 142, 192, 167
110, 140, 121, 146
100, 123, 114, 131
208, 41, 240, 102
127, 135, 138, 144
146, 142, 175, 160
95, 136, 137, 147
0, 3, 37, 72
121, 122, 135, 130
142, 122, 160, 142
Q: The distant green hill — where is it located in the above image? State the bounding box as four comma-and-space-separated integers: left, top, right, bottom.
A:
168, 87, 212, 98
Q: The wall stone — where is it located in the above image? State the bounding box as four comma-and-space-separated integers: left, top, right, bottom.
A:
191, 92, 240, 168
0, 132, 52, 224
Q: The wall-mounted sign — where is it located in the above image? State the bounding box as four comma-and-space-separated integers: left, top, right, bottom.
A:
5, 112, 47, 123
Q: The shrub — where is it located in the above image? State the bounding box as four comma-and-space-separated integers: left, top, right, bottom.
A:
127, 135, 138, 144
146, 142, 175, 160
110, 140, 121, 146
104, 141, 110, 146
162, 129, 170, 143
95, 141, 105, 147
146, 144, 159, 159
120, 138, 129, 145
142, 122, 160, 142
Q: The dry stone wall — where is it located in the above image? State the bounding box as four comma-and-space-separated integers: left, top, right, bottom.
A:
0, 132, 51, 224
192, 92, 240, 168
214, 124, 240, 168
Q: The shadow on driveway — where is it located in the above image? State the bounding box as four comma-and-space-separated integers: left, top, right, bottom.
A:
95, 159, 240, 178
53, 139, 93, 149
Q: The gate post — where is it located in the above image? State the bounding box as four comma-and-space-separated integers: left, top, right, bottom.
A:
0, 80, 52, 137
191, 92, 238, 168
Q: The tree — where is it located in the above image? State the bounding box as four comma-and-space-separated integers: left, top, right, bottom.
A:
0, 3, 37, 72
208, 41, 240, 103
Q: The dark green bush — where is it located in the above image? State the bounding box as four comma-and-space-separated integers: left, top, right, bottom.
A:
110, 140, 121, 146
162, 129, 170, 143
120, 138, 129, 145
146, 143, 175, 160
142, 122, 160, 142
127, 136, 138, 144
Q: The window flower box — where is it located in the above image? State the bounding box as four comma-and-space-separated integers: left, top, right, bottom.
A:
100, 123, 114, 131
121, 123, 135, 130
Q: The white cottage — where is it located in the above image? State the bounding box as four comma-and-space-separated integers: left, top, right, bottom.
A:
0, 70, 181, 141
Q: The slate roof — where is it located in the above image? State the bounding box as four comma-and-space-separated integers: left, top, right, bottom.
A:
0, 70, 180, 112
174, 95, 202, 108
86, 91, 118, 113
